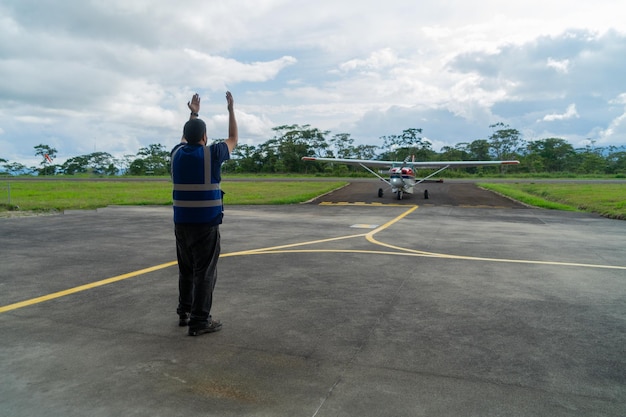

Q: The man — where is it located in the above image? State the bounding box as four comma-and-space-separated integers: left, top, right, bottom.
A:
171, 92, 238, 336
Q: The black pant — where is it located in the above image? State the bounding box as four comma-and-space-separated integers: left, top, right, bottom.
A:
175, 223, 220, 326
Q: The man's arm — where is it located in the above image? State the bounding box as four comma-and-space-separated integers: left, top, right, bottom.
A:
224, 91, 238, 153
180, 93, 201, 143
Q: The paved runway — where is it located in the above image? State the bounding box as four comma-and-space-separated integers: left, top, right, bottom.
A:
1, 182, 625, 416
309, 179, 528, 208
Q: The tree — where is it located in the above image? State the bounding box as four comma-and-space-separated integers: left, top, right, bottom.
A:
526, 138, 576, 172
256, 139, 280, 173
34, 144, 58, 175
62, 155, 90, 175
573, 144, 607, 174
352, 144, 378, 160
118, 155, 137, 175
127, 144, 170, 175
272, 124, 329, 172
128, 159, 147, 176
488, 123, 525, 161
88, 152, 118, 175
329, 133, 355, 158
487, 123, 525, 173
224, 144, 261, 173
322, 133, 368, 174
440, 144, 470, 161
16, 123, 624, 176
61, 152, 117, 175
606, 146, 626, 174
379, 128, 428, 161
466, 140, 491, 161
137, 144, 170, 175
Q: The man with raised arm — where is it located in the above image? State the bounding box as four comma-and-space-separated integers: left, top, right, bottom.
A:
170, 92, 238, 336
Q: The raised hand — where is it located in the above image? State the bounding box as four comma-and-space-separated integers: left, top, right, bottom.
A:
226, 91, 234, 112
188, 93, 201, 114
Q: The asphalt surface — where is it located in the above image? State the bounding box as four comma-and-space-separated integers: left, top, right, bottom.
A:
1, 181, 625, 417
310, 179, 527, 208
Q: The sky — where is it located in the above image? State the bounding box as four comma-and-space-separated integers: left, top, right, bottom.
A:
1, 0, 626, 167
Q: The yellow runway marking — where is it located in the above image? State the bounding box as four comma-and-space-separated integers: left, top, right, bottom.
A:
320, 201, 409, 207
224, 233, 368, 256
2, 204, 624, 313
0, 262, 178, 313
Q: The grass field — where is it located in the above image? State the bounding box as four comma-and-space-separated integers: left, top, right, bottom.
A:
1, 178, 625, 220
478, 182, 626, 220
0, 179, 347, 212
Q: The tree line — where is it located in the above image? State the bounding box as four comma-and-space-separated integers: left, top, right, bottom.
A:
1, 123, 625, 176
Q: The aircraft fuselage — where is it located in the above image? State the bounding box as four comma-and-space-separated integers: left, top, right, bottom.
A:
389, 167, 415, 196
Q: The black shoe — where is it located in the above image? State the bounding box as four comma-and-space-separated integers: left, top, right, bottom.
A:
188, 319, 222, 336
178, 312, 190, 327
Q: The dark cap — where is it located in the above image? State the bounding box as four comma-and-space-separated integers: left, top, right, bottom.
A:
183, 119, 207, 144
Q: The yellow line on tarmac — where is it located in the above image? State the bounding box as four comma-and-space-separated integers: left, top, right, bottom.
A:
228, 248, 626, 271
364, 237, 626, 270
319, 202, 409, 207
222, 233, 368, 256
4, 203, 622, 314
0, 234, 374, 314
0, 207, 397, 314
366, 205, 419, 238
231, 249, 439, 257
0, 261, 178, 314
365, 207, 626, 271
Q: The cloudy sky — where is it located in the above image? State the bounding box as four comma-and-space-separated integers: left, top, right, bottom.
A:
1, 0, 625, 166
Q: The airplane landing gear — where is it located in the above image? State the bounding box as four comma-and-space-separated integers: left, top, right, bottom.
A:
378, 188, 384, 198
424, 189, 429, 199
397, 190, 403, 200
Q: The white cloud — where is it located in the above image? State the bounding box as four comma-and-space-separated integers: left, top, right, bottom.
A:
339, 49, 400, 72
598, 111, 626, 144
542, 104, 580, 122
547, 58, 571, 73
610, 93, 626, 105
184, 49, 297, 87
1, 0, 626, 165
597, 94, 626, 145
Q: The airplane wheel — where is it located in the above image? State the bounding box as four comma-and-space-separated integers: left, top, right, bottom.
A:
424, 189, 429, 199
378, 188, 383, 198
397, 191, 403, 200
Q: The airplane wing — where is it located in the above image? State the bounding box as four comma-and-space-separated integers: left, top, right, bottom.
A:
301, 156, 393, 168
301, 156, 520, 169
407, 160, 520, 168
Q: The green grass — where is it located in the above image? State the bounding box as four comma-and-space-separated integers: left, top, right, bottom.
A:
0, 180, 346, 211
479, 182, 626, 220
1, 178, 625, 220
222, 181, 346, 205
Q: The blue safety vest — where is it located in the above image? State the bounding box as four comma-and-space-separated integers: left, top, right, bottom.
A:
171, 144, 224, 224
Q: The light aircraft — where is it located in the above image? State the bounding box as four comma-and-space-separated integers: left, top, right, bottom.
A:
302, 156, 520, 200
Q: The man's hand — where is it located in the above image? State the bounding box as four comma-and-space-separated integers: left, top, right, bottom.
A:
226, 91, 234, 112
180, 93, 201, 143
188, 93, 201, 115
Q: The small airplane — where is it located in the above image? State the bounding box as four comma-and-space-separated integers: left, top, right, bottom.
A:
302, 156, 520, 200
